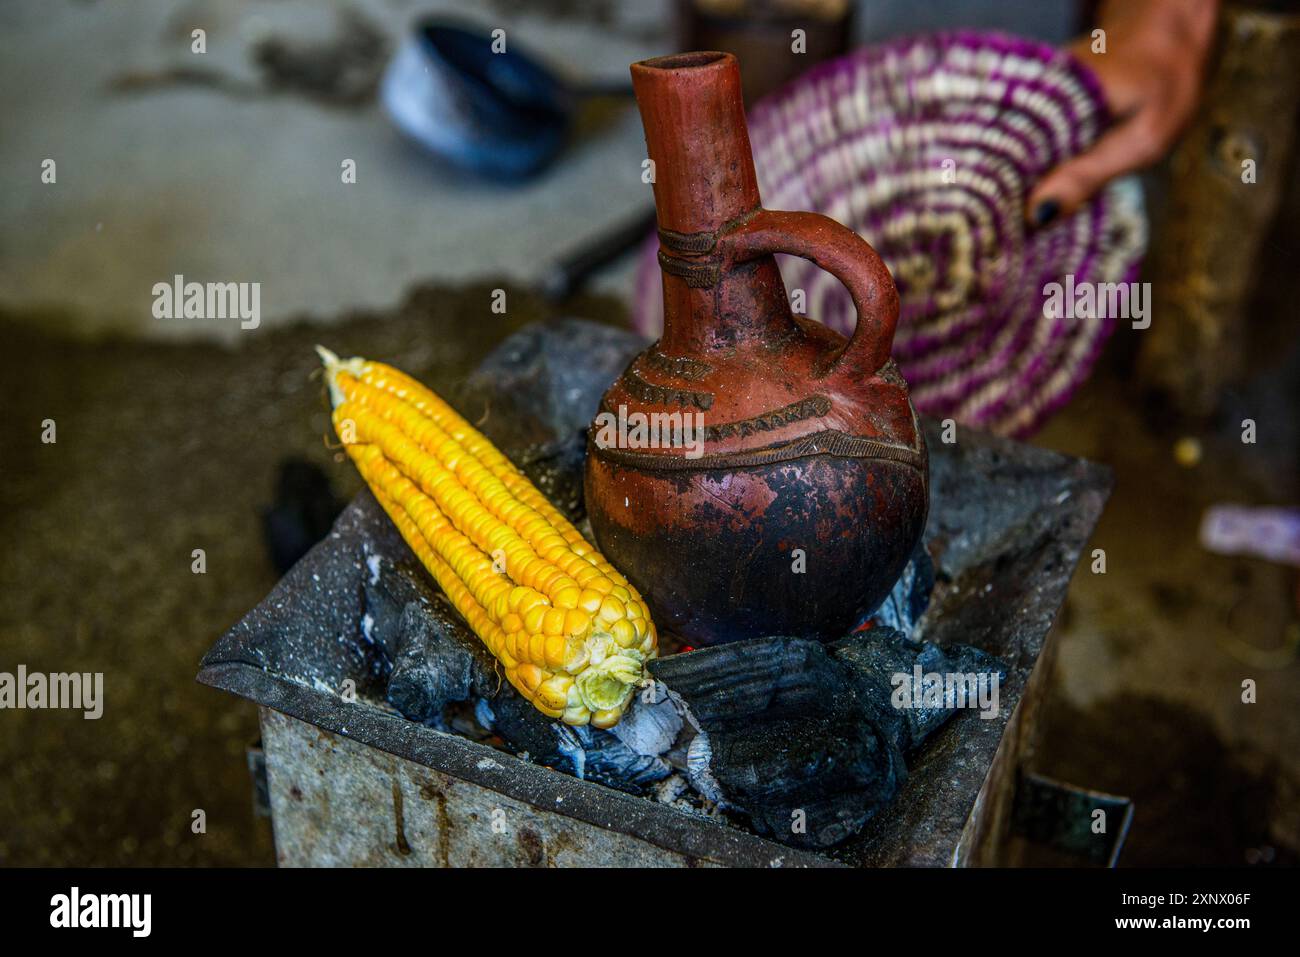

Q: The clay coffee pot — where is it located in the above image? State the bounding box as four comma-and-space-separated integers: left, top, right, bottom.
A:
585, 52, 928, 646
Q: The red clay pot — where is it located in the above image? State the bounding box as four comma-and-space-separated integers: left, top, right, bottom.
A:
585, 51, 928, 645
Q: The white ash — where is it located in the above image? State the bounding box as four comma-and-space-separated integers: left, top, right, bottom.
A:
610, 685, 682, 756
654, 774, 687, 804
654, 774, 724, 820
686, 731, 726, 805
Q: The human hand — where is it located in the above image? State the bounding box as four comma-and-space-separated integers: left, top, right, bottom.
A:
1027, 0, 1219, 226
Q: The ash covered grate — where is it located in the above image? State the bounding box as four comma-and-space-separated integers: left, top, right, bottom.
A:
199, 319, 1111, 867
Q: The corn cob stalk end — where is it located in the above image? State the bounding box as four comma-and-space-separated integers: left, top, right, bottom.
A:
315, 345, 367, 407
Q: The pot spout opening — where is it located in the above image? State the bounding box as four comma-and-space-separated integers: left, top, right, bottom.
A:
635, 51, 728, 72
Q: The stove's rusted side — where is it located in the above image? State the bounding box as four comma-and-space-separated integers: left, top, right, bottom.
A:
259, 709, 713, 868
586, 52, 928, 645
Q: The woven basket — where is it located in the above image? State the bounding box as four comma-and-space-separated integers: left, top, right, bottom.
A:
632, 32, 1147, 437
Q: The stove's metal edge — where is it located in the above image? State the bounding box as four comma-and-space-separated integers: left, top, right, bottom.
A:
948, 468, 1115, 868
196, 661, 840, 868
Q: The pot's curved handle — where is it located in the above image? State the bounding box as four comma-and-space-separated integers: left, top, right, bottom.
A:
725, 209, 899, 375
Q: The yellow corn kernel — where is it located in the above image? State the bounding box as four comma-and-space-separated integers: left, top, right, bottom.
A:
542, 607, 567, 637
598, 595, 626, 624
537, 675, 572, 713
609, 618, 637, 648
563, 608, 591, 638
577, 588, 604, 613
553, 584, 581, 610
544, 635, 567, 671
522, 605, 548, 636
516, 663, 544, 694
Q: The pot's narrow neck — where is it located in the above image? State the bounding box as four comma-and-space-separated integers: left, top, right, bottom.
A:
631, 52, 761, 235
632, 52, 793, 357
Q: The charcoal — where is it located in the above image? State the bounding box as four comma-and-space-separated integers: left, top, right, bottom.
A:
454, 318, 645, 521
360, 549, 500, 722
684, 733, 724, 803
649, 630, 1008, 848
509, 435, 588, 521
649, 637, 904, 848
832, 628, 1007, 753
360, 553, 438, 661
863, 543, 935, 636
610, 682, 682, 756
458, 318, 646, 440
386, 600, 498, 724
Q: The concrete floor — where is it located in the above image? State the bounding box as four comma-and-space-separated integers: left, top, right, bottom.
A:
0, 0, 668, 340
1, 0, 1296, 866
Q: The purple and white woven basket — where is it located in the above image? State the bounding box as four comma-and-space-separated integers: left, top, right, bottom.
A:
632, 32, 1147, 437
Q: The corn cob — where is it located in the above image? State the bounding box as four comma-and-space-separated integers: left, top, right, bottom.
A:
317, 346, 656, 727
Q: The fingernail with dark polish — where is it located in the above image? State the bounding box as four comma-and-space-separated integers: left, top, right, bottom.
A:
1033, 199, 1060, 227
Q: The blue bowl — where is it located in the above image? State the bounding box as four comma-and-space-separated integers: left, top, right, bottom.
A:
382, 20, 574, 181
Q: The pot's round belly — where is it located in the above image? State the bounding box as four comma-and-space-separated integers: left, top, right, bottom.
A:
584, 451, 928, 646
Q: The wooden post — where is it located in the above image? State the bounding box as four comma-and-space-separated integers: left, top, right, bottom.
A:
1138, 6, 1300, 416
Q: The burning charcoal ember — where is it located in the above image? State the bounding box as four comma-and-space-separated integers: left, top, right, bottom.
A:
454, 318, 645, 521
863, 544, 935, 636
486, 689, 673, 795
